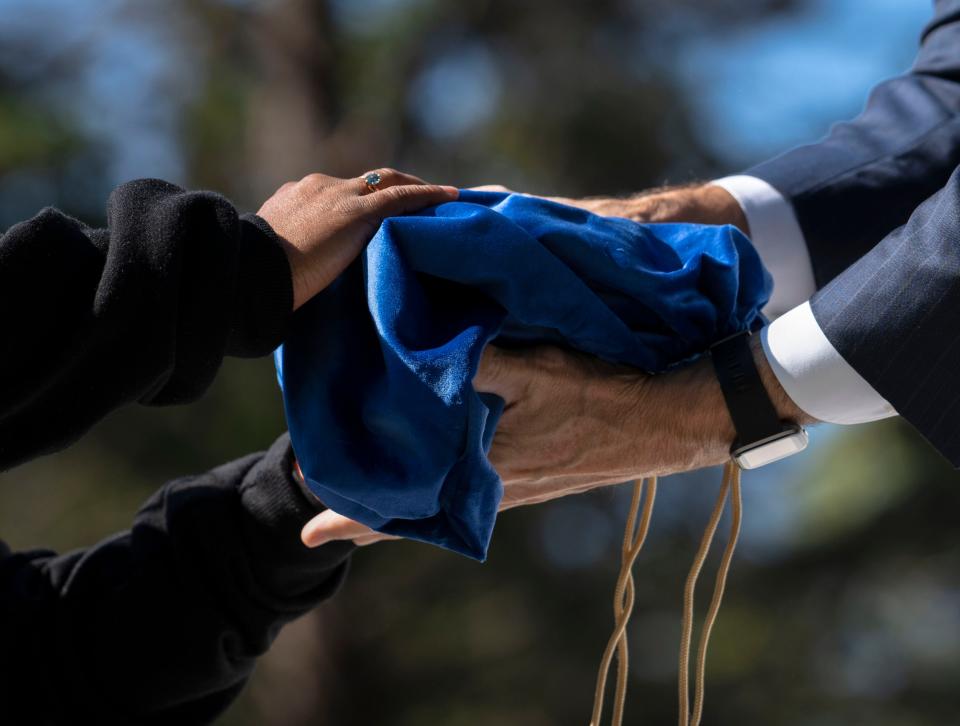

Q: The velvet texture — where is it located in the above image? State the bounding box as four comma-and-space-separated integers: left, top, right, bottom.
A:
276, 191, 771, 559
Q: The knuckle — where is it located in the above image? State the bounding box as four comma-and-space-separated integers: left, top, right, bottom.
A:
301, 172, 326, 187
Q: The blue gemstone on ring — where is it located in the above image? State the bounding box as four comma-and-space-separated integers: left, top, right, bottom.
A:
364, 172, 382, 186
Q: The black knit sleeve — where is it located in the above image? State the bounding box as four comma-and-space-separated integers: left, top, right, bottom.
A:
0, 434, 353, 725
0, 179, 293, 471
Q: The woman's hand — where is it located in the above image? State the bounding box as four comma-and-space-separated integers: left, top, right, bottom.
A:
259, 170, 458, 310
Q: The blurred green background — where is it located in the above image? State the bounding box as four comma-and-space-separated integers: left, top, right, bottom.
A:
2, 0, 959, 724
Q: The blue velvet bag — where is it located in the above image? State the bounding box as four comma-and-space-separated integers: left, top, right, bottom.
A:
275, 190, 770, 560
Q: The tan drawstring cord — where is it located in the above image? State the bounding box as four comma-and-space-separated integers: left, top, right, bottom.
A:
590, 461, 742, 726
679, 462, 742, 726
590, 477, 657, 726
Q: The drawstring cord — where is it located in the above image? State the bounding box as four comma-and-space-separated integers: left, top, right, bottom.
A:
590, 461, 743, 726
680, 462, 742, 726
589, 477, 658, 726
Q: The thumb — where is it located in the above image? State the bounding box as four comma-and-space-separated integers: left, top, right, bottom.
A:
301, 509, 375, 548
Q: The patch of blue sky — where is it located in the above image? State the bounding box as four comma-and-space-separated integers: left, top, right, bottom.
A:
674, 0, 931, 166
408, 43, 502, 140
0, 0, 196, 186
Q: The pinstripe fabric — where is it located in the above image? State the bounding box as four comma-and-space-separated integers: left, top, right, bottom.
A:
740, 1, 960, 465
747, 1, 960, 288
811, 169, 960, 465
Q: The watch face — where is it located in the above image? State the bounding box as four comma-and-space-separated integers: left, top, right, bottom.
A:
734, 429, 809, 470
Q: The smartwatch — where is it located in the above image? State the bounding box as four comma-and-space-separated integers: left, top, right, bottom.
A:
710, 330, 808, 469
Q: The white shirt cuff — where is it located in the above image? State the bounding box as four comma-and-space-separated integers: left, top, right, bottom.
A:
761, 302, 897, 424
710, 175, 816, 318
710, 175, 895, 425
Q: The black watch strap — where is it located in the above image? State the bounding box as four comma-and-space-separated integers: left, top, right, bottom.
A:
710, 330, 785, 448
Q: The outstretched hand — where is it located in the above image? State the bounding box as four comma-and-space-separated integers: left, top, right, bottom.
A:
300, 344, 659, 548
297, 182, 808, 550
259, 169, 458, 310
472, 183, 748, 230
299, 337, 808, 549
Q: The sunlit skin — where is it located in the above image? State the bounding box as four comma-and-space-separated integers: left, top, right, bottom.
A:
300, 184, 813, 548
485, 182, 750, 235
257, 169, 458, 311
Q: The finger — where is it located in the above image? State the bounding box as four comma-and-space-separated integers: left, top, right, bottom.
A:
543, 195, 583, 207
471, 184, 514, 193
363, 183, 459, 217
355, 168, 429, 195
352, 532, 402, 547
301, 509, 375, 548
471, 188, 592, 212
472, 344, 528, 401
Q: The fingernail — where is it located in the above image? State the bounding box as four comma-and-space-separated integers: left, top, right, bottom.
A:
442, 186, 459, 196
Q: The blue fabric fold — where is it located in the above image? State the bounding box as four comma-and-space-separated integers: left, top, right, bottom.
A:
275, 190, 771, 560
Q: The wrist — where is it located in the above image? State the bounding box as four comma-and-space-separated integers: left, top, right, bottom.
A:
275, 236, 314, 312
632, 333, 812, 475
236, 436, 353, 598
749, 333, 814, 425
615, 360, 731, 477
700, 184, 750, 234
656, 356, 735, 471
626, 184, 749, 234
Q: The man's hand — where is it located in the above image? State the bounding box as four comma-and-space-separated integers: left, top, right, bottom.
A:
474, 183, 748, 232
259, 170, 458, 310
299, 336, 813, 548
475, 338, 811, 497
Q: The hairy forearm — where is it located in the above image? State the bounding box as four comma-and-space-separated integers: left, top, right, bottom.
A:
623, 183, 749, 232
467, 183, 810, 491
631, 334, 815, 475
551, 183, 749, 234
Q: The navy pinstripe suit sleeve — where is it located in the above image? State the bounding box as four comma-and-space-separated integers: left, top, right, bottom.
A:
810, 166, 960, 466
746, 0, 960, 288
734, 1, 960, 464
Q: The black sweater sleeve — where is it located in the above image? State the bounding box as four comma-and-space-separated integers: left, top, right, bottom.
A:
0, 178, 293, 470
0, 434, 353, 726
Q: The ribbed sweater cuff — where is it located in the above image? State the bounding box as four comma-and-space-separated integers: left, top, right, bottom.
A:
238, 434, 354, 605
229, 214, 294, 357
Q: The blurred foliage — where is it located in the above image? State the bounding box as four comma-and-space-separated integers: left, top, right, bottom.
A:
0, 94, 83, 171
1, 0, 959, 725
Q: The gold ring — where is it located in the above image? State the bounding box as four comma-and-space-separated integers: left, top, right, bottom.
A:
361, 171, 383, 193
